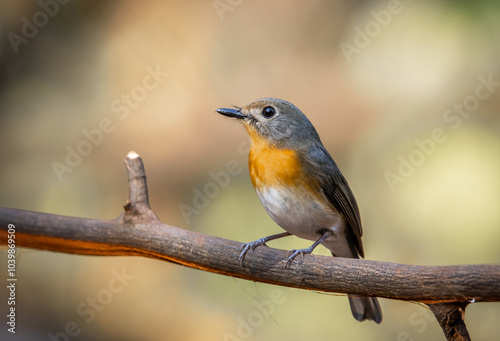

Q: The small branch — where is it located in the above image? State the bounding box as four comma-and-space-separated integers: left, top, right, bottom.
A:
119, 151, 159, 225
0, 151, 499, 340
429, 302, 471, 341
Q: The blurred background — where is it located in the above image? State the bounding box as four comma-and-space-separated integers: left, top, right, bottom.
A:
1, 0, 499, 340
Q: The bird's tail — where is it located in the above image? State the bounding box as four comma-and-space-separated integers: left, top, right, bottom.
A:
326, 244, 383, 323
348, 296, 382, 324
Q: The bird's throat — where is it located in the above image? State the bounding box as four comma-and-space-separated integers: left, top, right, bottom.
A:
247, 132, 301, 189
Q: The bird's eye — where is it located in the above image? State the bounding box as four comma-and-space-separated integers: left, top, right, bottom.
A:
262, 106, 276, 118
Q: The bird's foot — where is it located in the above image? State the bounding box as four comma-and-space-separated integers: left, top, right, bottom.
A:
285, 246, 315, 268
239, 238, 268, 267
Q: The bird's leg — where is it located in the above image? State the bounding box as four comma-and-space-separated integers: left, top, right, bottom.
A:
285, 231, 331, 268
239, 232, 292, 266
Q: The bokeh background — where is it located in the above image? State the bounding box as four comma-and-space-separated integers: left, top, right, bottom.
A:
1, 0, 500, 340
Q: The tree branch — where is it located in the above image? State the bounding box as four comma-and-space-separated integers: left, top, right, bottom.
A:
1, 151, 498, 340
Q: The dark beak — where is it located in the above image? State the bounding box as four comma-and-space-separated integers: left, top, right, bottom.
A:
216, 108, 247, 119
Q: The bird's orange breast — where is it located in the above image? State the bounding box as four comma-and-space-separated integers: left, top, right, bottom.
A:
247, 130, 303, 189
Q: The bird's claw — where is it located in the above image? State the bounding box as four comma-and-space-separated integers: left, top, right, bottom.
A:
238, 238, 268, 267
285, 247, 313, 268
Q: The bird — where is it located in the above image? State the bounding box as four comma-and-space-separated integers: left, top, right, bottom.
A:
216, 98, 382, 324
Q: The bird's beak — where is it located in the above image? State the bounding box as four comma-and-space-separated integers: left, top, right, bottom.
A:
216, 108, 247, 119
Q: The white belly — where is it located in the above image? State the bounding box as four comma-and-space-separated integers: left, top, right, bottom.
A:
256, 186, 355, 257
256, 186, 343, 241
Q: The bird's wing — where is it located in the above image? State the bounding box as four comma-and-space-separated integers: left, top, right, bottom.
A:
305, 144, 364, 258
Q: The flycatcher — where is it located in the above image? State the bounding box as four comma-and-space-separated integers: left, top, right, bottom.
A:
216, 98, 382, 323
